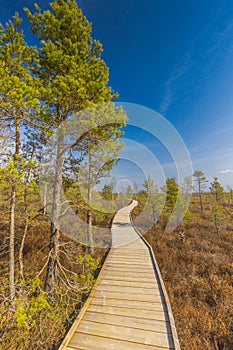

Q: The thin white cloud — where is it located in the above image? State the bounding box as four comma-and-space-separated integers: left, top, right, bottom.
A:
159, 4, 231, 115
206, 19, 233, 55
121, 143, 144, 152
191, 146, 233, 165
219, 169, 233, 174
159, 59, 192, 114
159, 88, 172, 115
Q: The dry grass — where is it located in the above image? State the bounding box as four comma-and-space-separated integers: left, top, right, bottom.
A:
0, 195, 109, 350
133, 194, 233, 350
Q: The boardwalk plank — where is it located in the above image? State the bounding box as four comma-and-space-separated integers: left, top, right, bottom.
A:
58, 201, 180, 350
101, 275, 159, 283
87, 304, 168, 321
74, 320, 174, 347
92, 296, 165, 311
103, 270, 155, 277
94, 290, 164, 303
83, 310, 170, 333
107, 262, 152, 266
96, 284, 161, 295
99, 278, 158, 289
67, 333, 170, 350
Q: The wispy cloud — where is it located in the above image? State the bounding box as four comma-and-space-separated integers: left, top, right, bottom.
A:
121, 143, 144, 152
159, 88, 172, 115
159, 58, 193, 115
206, 18, 233, 55
219, 169, 233, 174
192, 146, 233, 165
159, 4, 233, 115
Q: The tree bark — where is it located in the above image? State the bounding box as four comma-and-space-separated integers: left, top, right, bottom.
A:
43, 182, 47, 215
9, 115, 20, 299
19, 180, 29, 281
44, 130, 64, 295
9, 182, 16, 299
19, 220, 28, 281
198, 180, 204, 212
214, 215, 220, 236
87, 140, 93, 254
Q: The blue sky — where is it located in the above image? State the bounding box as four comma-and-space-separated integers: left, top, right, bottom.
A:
1, 0, 233, 189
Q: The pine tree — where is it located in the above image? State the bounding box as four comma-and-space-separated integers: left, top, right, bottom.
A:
102, 184, 114, 201
209, 177, 224, 204
165, 177, 179, 211
76, 105, 126, 251
209, 203, 230, 235
25, 0, 122, 294
181, 176, 194, 200
0, 13, 40, 299
193, 170, 208, 212
227, 186, 233, 204
142, 175, 163, 225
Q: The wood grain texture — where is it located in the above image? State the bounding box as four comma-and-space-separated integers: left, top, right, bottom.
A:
58, 201, 180, 350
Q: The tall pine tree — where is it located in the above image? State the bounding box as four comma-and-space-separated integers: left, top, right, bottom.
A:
25, 0, 124, 294
0, 13, 40, 299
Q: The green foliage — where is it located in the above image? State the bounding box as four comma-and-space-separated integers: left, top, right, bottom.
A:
24, 0, 127, 266
0, 0, 122, 348
79, 272, 95, 285
0, 158, 40, 217
165, 177, 179, 211
142, 176, 162, 217
0, 250, 103, 349
133, 177, 164, 231
125, 185, 133, 197
209, 177, 224, 203
76, 254, 100, 271
208, 203, 230, 235
70, 254, 100, 289
14, 293, 49, 328
6, 277, 49, 330
181, 176, 194, 201
76, 103, 127, 189
193, 170, 208, 211
182, 176, 193, 191
25, 0, 114, 120
142, 175, 156, 194
0, 160, 21, 184
0, 12, 40, 122
101, 184, 114, 201
193, 170, 208, 191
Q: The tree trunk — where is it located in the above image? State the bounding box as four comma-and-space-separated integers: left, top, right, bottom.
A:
44, 131, 64, 295
43, 182, 47, 214
9, 116, 20, 300
44, 223, 60, 295
87, 210, 93, 253
198, 181, 203, 212
9, 182, 16, 299
19, 220, 28, 281
19, 180, 29, 281
87, 142, 93, 253
215, 191, 220, 204
214, 215, 220, 236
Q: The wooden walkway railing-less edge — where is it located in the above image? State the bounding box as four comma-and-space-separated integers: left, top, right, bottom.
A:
58, 201, 180, 350
129, 213, 180, 350
57, 249, 114, 350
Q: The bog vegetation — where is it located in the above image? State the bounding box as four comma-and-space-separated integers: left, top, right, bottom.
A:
132, 175, 233, 350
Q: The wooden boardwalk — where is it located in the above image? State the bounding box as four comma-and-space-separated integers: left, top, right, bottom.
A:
59, 201, 180, 350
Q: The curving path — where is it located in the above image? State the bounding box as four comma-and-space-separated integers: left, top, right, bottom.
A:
59, 200, 180, 350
